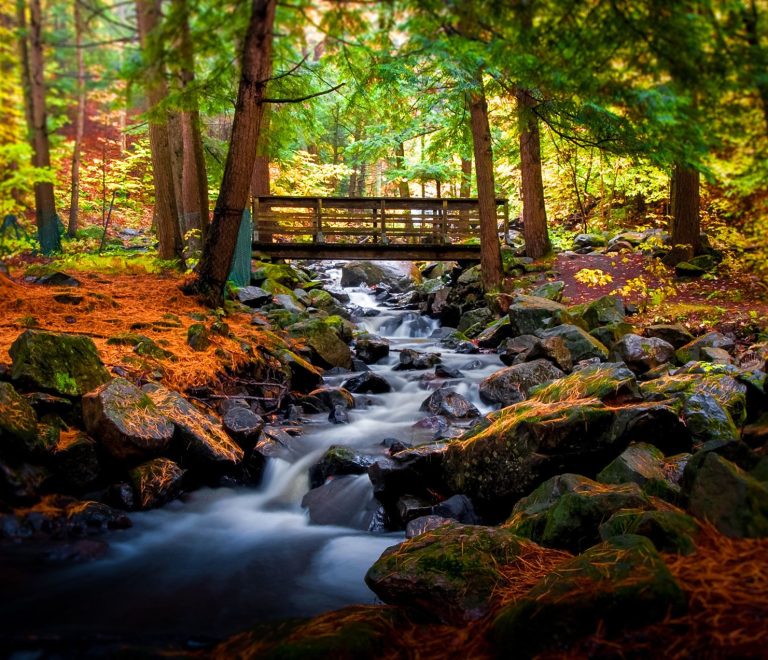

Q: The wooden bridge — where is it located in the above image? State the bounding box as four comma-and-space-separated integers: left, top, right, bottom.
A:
251, 196, 509, 261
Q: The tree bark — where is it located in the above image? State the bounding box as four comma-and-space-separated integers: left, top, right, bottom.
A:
460, 158, 472, 197
468, 81, 502, 292
251, 104, 271, 241
666, 163, 700, 264
516, 87, 550, 258
395, 141, 410, 197
135, 0, 184, 262
68, 0, 85, 237
26, 0, 60, 253
185, 0, 276, 307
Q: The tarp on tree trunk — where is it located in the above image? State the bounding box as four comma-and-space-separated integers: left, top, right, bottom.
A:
228, 209, 252, 288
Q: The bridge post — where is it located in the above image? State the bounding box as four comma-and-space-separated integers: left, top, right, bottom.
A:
252, 197, 260, 241
502, 199, 509, 243
314, 198, 324, 243
380, 199, 388, 244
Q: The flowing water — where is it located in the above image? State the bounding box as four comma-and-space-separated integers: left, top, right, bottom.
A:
0, 263, 503, 645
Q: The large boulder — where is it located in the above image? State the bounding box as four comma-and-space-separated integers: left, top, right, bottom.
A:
52, 430, 101, 491
129, 457, 186, 510
342, 371, 392, 394
683, 451, 768, 538
288, 319, 352, 370
340, 261, 411, 289
479, 359, 564, 406
394, 349, 441, 371
609, 334, 676, 374
475, 317, 513, 349
597, 442, 684, 501
420, 388, 480, 420
143, 383, 243, 470
580, 295, 626, 329
9, 330, 110, 397
366, 522, 552, 623
507, 295, 571, 337
505, 473, 651, 553
528, 362, 641, 404
221, 407, 264, 451
599, 509, 701, 554
82, 378, 174, 462
538, 324, 610, 363
309, 445, 375, 488
0, 381, 38, 455
645, 324, 695, 349
354, 336, 390, 364
492, 535, 686, 656
675, 331, 735, 364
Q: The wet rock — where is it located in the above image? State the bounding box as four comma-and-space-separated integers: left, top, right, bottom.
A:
645, 323, 695, 349
599, 509, 701, 554
45, 538, 110, 563
143, 383, 244, 470
457, 307, 494, 335
498, 334, 541, 366
301, 474, 378, 529
434, 364, 464, 379
419, 388, 480, 420
538, 324, 609, 363
394, 349, 441, 371
237, 286, 272, 308
186, 323, 211, 352
0, 461, 50, 504
507, 295, 571, 337
273, 293, 305, 315
609, 334, 676, 374
52, 293, 84, 305
288, 319, 352, 370
572, 232, 608, 251
590, 322, 635, 350
0, 494, 131, 540
581, 295, 626, 329
597, 443, 682, 502
610, 401, 692, 455
492, 535, 685, 656
683, 392, 739, 444
530, 280, 564, 302
253, 427, 300, 461
276, 349, 323, 393
129, 457, 186, 510
366, 522, 542, 623
433, 493, 478, 524
0, 381, 39, 456
328, 404, 350, 424
505, 473, 651, 553
309, 445, 375, 488
106, 333, 175, 360
83, 378, 174, 462
683, 451, 768, 538
676, 332, 735, 364
397, 495, 433, 523
700, 346, 733, 364
104, 481, 136, 510
479, 359, 564, 406
405, 515, 452, 538
475, 317, 513, 349
51, 430, 100, 491
29, 271, 81, 287
222, 407, 264, 451
342, 372, 392, 394
304, 387, 355, 413
9, 330, 111, 397
529, 362, 641, 404
354, 336, 390, 364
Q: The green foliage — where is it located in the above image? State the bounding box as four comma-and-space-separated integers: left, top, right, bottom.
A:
273, 151, 352, 196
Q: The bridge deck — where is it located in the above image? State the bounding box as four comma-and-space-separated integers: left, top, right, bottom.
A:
250, 196, 507, 260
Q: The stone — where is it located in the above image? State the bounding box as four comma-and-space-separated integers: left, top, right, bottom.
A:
340, 261, 410, 289
505, 473, 651, 553
479, 359, 564, 406
581, 295, 626, 329
597, 443, 681, 501
599, 509, 701, 554
572, 232, 608, 250
394, 348, 442, 371
129, 457, 186, 509
700, 346, 733, 364
288, 319, 352, 370
328, 404, 350, 424
529, 362, 641, 404
538, 324, 609, 363
237, 286, 272, 308
435, 364, 464, 379
305, 387, 355, 412
309, 445, 375, 488
530, 280, 565, 302
106, 333, 175, 360
301, 474, 379, 529
683, 451, 768, 538
676, 332, 735, 364
186, 323, 211, 351
52, 430, 100, 491
492, 535, 686, 655
366, 522, 544, 623
0, 381, 38, 456
419, 388, 480, 420
405, 515, 452, 538
222, 407, 264, 450
82, 378, 174, 462
475, 317, 513, 349
497, 335, 541, 366
30, 271, 81, 287
276, 349, 323, 393
143, 383, 244, 470
342, 372, 392, 394
590, 322, 635, 350
0, 461, 50, 504
432, 494, 478, 524
9, 330, 111, 397
609, 334, 676, 374
354, 336, 390, 364
507, 295, 571, 337
252, 262, 309, 288
683, 392, 740, 444
645, 324, 695, 349
457, 307, 495, 335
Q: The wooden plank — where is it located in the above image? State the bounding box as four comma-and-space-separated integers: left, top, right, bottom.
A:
252, 242, 481, 261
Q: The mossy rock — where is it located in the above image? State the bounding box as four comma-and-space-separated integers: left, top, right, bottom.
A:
252, 262, 308, 288
675, 332, 735, 364
492, 535, 686, 656
0, 382, 38, 455
507, 295, 572, 337
599, 509, 701, 554
478, 359, 564, 407
309, 444, 374, 488
9, 330, 111, 397
365, 522, 537, 623
275, 349, 323, 393
539, 323, 609, 363
261, 279, 296, 297
590, 322, 635, 349
187, 323, 211, 352
530, 280, 565, 302
580, 295, 626, 330
107, 333, 175, 360
529, 362, 641, 404
505, 473, 651, 553
288, 319, 352, 370
129, 457, 185, 510
597, 442, 681, 502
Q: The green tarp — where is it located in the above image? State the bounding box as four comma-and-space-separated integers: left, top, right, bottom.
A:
228, 209, 252, 288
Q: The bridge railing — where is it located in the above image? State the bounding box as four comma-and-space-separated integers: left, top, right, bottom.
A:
251, 196, 509, 245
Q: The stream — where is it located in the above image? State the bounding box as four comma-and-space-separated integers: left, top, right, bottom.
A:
0, 263, 503, 646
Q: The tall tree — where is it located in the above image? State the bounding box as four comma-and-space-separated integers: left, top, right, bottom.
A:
468, 78, 503, 291
67, 0, 86, 237
185, 0, 277, 306
135, 0, 183, 261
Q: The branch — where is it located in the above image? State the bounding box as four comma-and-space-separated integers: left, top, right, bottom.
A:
268, 54, 309, 83
263, 82, 345, 104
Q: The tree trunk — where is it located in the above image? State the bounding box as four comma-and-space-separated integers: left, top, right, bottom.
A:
516, 87, 550, 258
167, 107, 185, 226
25, 0, 60, 253
357, 161, 367, 196
666, 164, 700, 264
468, 81, 502, 292
135, 0, 183, 262
460, 158, 472, 197
251, 104, 271, 241
185, 0, 276, 307
395, 141, 410, 197
68, 0, 85, 238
